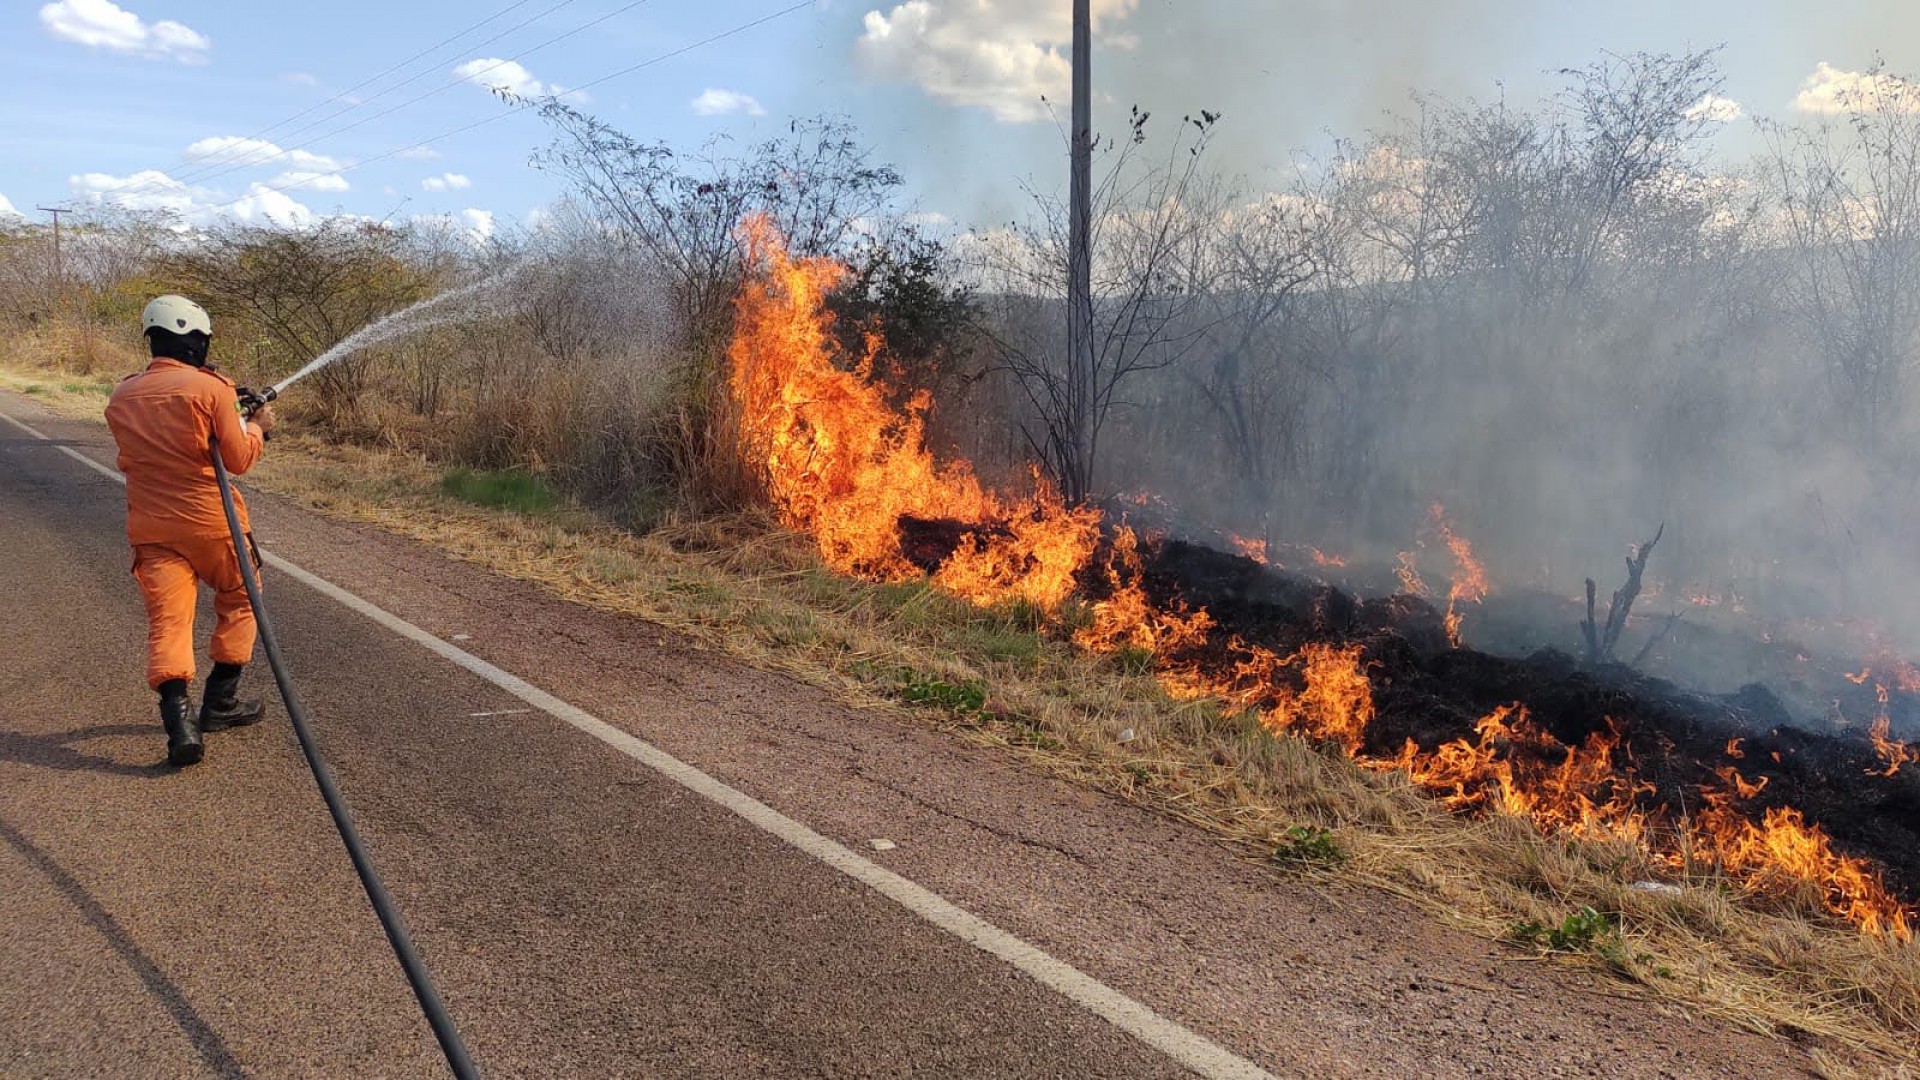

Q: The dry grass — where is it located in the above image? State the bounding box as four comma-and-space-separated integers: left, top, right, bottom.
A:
4, 343, 1916, 1074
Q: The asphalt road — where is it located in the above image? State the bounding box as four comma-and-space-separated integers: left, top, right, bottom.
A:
0, 392, 1820, 1079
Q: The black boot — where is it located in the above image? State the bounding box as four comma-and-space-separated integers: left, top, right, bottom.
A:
199, 662, 265, 732
160, 679, 203, 767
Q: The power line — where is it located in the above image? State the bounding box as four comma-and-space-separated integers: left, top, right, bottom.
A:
169, 0, 582, 188
200, 1, 815, 215
184, 0, 654, 195
176, 0, 543, 178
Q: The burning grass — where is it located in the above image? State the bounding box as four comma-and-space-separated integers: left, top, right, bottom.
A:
6, 306, 1920, 1069
729, 214, 1916, 941
237, 452, 1920, 1065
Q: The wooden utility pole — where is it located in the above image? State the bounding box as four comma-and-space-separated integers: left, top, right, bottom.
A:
37, 205, 70, 296
1066, 0, 1093, 502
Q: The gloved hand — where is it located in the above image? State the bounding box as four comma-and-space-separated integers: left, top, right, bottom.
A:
252, 403, 277, 436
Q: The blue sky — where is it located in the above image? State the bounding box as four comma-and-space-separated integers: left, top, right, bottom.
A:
3, 0, 1918, 237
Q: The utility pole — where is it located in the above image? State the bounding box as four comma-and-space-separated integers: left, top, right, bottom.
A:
1066, 0, 1093, 503
37, 205, 71, 298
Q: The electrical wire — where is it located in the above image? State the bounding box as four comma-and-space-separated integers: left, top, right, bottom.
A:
166, 0, 583, 189
172, 0, 546, 180
197, 0, 814, 214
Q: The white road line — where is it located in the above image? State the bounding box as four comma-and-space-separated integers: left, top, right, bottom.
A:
1, 406, 1277, 1080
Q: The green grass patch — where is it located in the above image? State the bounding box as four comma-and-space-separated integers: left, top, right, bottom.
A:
441, 468, 562, 515
899, 675, 987, 714
1272, 825, 1346, 869
1509, 906, 1620, 955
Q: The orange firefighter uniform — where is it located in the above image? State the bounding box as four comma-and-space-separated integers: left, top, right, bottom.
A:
104, 359, 267, 690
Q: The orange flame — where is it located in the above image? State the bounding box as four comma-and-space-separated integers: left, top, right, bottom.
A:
1395, 551, 1430, 597
1228, 533, 1270, 564
726, 217, 1913, 939
729, 215, 1098, 611
1868, 715, 1918, 777
1075, 527, 1213, 655
1691, 804, 1913, 940
1429, 504, 1488, 647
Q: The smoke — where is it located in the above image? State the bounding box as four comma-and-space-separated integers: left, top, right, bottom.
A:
825, 3, 1920, 698
842, 0, 1541, 215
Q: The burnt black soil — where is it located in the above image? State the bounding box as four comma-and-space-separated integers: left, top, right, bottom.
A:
1135, 538, 1920, 903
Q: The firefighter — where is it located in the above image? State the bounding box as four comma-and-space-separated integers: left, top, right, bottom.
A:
105, 295, 277, 767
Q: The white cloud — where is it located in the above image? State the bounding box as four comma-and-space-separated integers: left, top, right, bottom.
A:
40, 0, 208, 63
70, 169, 198, 216
452, 58, 584, 102
1685, 93, 1743, 123
691, 88, 766, 116
271, 170, 350, 192
411, 208, 497, 247
398, 145, 442, 160
69, 169, 315, 228
1795, 62, 1920, 115
228, 184, 314, 228
461, 208, 495, 242
282, 71, 318, 86
0, 193, 21, 220
421, 172, 472, 193
183, 135, 342, 174
185, 135, 280, 163
855, 0, 1139, 123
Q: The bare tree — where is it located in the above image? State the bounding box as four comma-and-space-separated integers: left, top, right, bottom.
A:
1764, 63, 1920, 445
533, 103, 902, 358
987, 107, 1222, 503
1184, 191, 1326, 523
164, 220, 435, 425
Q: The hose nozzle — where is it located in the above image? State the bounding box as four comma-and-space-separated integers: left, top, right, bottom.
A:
237, 385, 278, 417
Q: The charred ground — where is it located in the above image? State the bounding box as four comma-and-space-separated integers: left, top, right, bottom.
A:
1135, 537, 1920, 905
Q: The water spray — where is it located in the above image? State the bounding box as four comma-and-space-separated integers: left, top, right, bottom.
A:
238, 271, 517, 416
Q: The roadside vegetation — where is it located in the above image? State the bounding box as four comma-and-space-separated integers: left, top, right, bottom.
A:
5, 47, 1919, 1073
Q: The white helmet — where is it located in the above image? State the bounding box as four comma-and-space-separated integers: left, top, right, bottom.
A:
142, 294, 212, 337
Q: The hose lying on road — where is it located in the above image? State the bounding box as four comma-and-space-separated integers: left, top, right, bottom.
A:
211, 436, 480, 1080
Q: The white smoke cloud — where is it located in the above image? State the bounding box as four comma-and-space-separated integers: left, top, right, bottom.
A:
855, 0, 1140, 123
0, 193, 21, 220
40, 0, 208, 62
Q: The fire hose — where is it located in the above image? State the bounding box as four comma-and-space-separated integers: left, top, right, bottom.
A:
211, 425, 480, 1080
